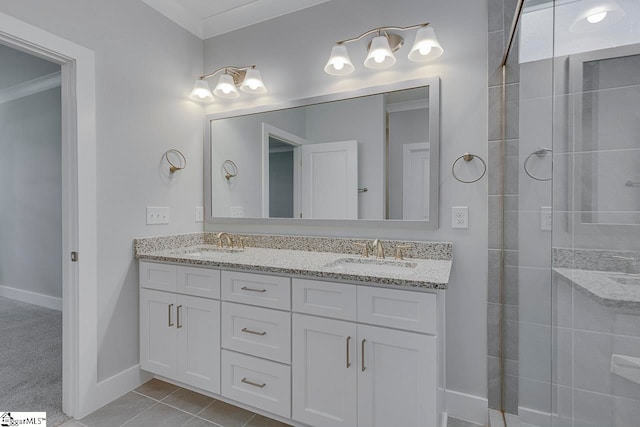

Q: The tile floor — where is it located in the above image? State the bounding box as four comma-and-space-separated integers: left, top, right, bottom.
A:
59, 378, 484, 427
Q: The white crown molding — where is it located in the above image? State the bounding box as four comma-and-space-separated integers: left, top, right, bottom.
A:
0, 71, 61, 105
140, 0, 203, 39
141, 0, 331, 40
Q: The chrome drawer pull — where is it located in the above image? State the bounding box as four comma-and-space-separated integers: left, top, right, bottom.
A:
176, 305, 183, 329
346, 336, 352, 368
361, 339, 366, 372
241, 327, 267, 336
241, 378, 266, 388
241, 286, 267, 293
168, 304, 174, 327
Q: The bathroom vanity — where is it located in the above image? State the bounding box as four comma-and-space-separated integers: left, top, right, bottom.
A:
135, 233, 451, 427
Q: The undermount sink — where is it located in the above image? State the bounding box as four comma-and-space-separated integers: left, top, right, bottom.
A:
324, 257, 417, 275
609, 274, 640, 286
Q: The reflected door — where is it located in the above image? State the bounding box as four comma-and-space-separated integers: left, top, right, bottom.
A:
301, 140, 358, 219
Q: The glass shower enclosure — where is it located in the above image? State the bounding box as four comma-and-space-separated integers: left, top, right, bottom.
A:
499, 1, 640, 426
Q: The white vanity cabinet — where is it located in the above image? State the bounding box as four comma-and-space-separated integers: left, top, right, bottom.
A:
292, 279, 439, 427
139, 262, 443, 427
139, 262, 221, 394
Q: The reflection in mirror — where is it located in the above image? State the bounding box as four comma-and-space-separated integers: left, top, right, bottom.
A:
207, 80, 439, 227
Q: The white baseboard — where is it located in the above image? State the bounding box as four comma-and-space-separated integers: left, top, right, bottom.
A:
0, 285, 62, 311
519, 405, 554, 427
445, 389, 488, 426
93, 365, 151, 413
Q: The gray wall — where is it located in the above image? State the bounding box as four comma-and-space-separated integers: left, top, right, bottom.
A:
0, 0, 205, 381
0, 45, 62, 299
204, 0, 489, 399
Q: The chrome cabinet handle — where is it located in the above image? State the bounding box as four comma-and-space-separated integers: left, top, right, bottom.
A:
241, 286, 267, 293
346, 336, 352, 368
241, 378, 266, 388
168, 304, 174, 327
177, 305, 183, 329
361, 339, 366, 372
241, 327, 267, 336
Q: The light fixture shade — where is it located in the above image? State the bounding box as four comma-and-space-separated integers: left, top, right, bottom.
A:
364, 35, 396, 69
240, 68, 267, 94
408, 26, 444, 62
213, 73, 240, 98
189, 79, 214, 102
324, 44, 355, 75
570, 0, 625, 32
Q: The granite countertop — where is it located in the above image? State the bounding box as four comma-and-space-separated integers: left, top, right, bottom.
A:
136, 245, 452, 290
554, 268, 640, 309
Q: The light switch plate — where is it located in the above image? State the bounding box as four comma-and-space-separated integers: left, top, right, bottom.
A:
146, 207, 170, 225
230, 206, 244, 218
452, 206, 469, 229
195, 206, 204, 222
540, 206, 552, 231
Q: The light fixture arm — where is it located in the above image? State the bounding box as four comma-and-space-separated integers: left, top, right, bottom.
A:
336, 23, 429, 45
198, 65, 256, 81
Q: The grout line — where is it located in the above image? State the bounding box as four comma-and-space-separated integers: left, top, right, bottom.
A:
241, 413, 257, 427
119, 401, 159, 427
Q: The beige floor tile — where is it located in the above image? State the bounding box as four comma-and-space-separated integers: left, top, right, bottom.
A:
162, 387, 214, 415
197, 400, 254, 427
134, 379, 179, 400
123, 403, 192, 427
78, 392, 155, 427
58, 421, 86, 427
244, 414, 292, 427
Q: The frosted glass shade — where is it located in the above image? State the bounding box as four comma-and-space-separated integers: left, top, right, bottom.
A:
324, 44, 355, 75
189, 79, 214, 102
240, 68, 267, 94
364, 36, 396, 69
408, 26, 444, 62
213, 74, 240, 98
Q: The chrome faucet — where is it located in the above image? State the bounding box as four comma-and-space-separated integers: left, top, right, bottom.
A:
372, 239, 385, 259
217, 232, 233, 248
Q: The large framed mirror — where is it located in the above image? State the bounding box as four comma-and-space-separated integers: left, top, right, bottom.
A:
205, 78, 440, 229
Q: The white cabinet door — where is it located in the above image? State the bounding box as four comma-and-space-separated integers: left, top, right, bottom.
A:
140, 288, 178, 379
357, 324, 437, 427
292, 314, 357, 427
177, 294, 221, 394
177, 266, 220, 299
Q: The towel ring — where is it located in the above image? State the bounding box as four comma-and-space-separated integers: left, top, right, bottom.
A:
164, 149, 186, 173
452, 153, 487, 183
223, 160, 238, 181
524, 147, 552, 181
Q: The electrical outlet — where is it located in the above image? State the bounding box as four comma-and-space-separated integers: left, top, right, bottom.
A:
452, 206, 469, 229
540, 206, 552, 231
230, 206, 244, 218
146, 207, 170, 225
195, 206, 204, 222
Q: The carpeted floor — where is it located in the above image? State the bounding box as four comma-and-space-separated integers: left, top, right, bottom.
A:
0, 296, 70, 426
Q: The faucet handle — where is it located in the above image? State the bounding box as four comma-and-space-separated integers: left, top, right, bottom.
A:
354, 242, 370, 258
394, 245, 412, 260
239, 237, 247, 249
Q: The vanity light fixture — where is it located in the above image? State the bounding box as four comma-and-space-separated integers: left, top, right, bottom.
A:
189, 65, 267, 102
570, 0, 625, 32
324, 23, 443, 76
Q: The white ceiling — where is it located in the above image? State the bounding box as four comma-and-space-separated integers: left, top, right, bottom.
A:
141, 0, 331, 39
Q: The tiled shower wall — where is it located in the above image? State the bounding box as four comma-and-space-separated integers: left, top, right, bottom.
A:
487, 0, 521, 414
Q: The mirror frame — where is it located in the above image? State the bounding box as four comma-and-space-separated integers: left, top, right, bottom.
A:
204, 77, 440, 230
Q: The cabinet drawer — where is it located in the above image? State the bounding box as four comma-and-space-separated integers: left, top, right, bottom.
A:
222, 350, 291, 419
357, 287, 437, 334
222, 302, 291, 364
222, 271, 290, 310
292, 279, 356, 321
140, 261, 177, 292
177, 266, 220, 299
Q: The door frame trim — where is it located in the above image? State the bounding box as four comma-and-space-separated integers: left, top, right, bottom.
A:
0, 12, 98, 418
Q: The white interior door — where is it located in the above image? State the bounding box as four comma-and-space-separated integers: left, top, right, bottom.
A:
402, 143, 430, 220
301, 140, 358, 219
